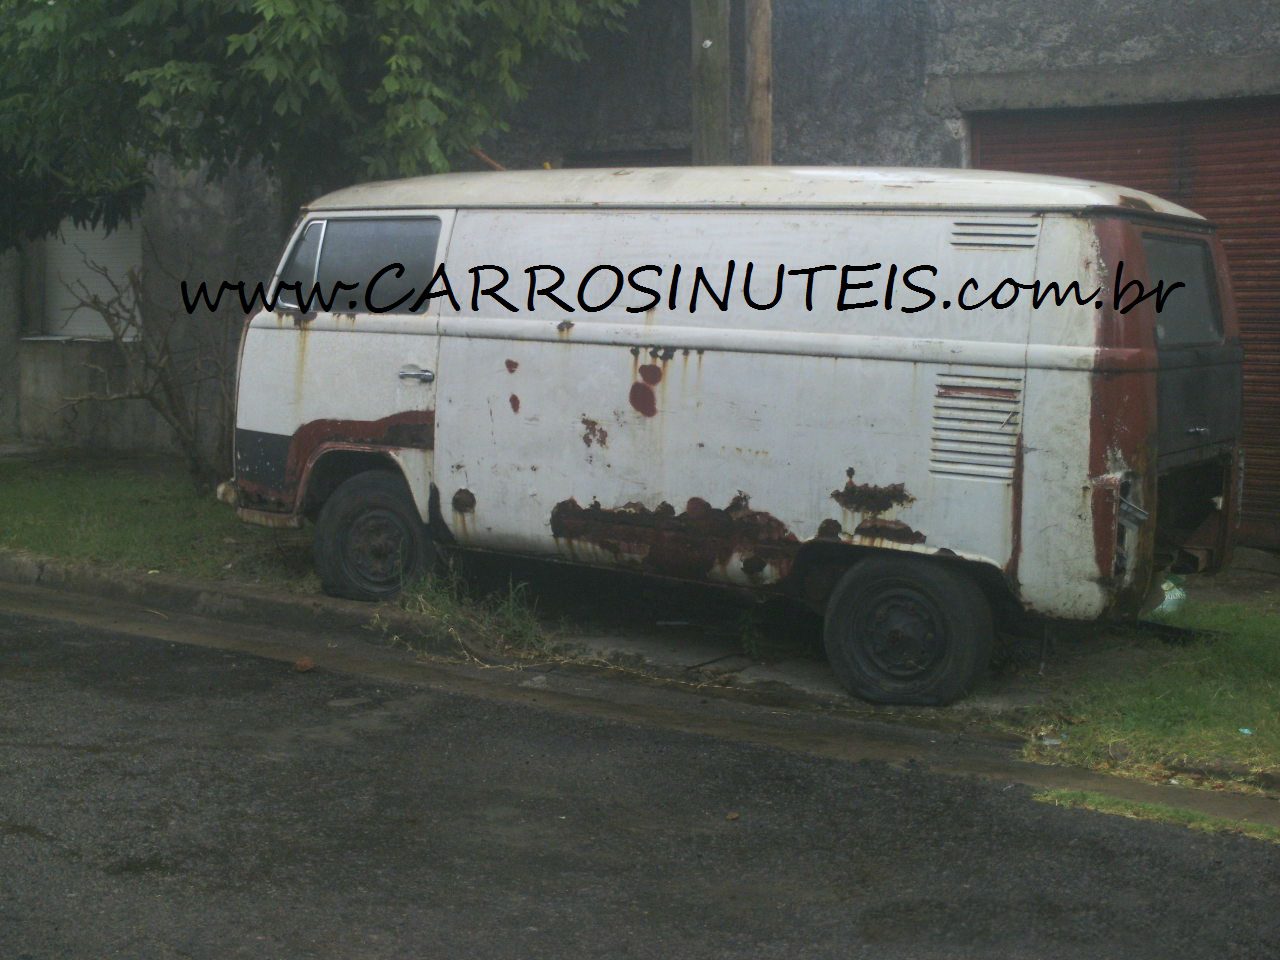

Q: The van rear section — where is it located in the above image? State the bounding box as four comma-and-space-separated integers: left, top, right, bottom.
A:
1087, 216, 1242, 615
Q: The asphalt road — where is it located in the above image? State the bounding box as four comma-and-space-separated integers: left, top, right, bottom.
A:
2, 610, 1278, 959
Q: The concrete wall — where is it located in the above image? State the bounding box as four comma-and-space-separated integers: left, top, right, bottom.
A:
495, 0, 1280, 170
6, 161, 282, 460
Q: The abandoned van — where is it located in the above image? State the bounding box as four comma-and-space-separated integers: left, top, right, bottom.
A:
231, 167, 1242, 705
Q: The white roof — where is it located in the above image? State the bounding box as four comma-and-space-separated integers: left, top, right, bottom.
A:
307, 166, 1204, 220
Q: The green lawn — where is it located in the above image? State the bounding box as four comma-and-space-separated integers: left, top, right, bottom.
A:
0, 454, 317, 590
1024, 603, 1280, 777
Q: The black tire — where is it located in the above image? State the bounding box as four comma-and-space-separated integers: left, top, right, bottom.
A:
313, 470, 434, 601
823, 556, 993, 705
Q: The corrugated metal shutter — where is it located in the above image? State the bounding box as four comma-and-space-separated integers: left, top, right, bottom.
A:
43, 219, 142, 339
971, 98, 1280, 547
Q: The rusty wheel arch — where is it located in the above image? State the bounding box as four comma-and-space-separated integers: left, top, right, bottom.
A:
788, 540, 1018, 624
301, 450, 405, 521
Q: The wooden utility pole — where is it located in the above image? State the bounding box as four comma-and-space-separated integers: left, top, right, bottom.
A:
690, 0, 731, 164
745, 0, 772, 165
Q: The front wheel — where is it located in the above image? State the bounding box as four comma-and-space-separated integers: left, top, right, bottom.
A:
313, 470, 434, 601
823, 557, 993, 705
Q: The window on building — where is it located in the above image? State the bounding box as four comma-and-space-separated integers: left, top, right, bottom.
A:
42, 219, 143, 339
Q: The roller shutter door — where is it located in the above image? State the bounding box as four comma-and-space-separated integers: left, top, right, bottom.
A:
971, 98, 1280, 547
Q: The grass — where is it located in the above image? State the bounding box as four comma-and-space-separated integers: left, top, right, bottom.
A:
1034, 789, 1280, 844
1024, 602, 1280, 778
0, 454, 318, 590
380, 563, 554, 657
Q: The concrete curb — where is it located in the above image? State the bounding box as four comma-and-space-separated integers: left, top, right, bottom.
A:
0, 548, 472, 660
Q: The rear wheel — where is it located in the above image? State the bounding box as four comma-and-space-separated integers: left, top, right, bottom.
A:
823, 556, 992, 705
314, 470, 433, 601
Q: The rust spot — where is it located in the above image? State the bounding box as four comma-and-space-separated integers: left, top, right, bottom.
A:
936, 385, 1019, 401
629, 382, 657, 417
549, 492, 798, 582
509, 394, 520, 413
648, 346, 677, 362
505, 359, 519, 373
816, 519, 843, 539
556, 319, 575, 335
830, 469, 914, 514
741, 556, 766, 577
581, 417, 609, 448
853, 518, 926, 544
452, 488, 476, 514
638, 364, 663, 385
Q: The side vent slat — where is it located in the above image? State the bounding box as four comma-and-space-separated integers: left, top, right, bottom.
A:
930, 373, 1022, 481
950, 218, 1040, 249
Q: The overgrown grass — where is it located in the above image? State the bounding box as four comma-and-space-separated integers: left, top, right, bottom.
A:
0, 455, 317, 590
381, 563, 554, 657
1034, 789, 1280, 844
1027, 602, 1280, 776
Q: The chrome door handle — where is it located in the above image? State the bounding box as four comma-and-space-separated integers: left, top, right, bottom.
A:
398, 367, 435, 383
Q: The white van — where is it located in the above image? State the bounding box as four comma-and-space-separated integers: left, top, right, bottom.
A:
232, 167, 1242, 704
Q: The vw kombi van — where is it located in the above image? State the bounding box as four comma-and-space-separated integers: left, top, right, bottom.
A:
232, 167, 1242, 704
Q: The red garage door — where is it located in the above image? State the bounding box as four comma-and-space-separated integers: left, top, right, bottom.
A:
972, 98, 1280, 547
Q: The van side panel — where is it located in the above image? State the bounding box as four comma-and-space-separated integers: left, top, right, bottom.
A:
434, 208, 1040, 590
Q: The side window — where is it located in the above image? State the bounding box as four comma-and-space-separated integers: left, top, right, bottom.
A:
316, 218, 442, 315
1141, 235, 1224, 347
275, 221, 324, 309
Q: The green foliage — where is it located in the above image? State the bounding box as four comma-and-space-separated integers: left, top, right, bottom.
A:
0, 0, 635, 248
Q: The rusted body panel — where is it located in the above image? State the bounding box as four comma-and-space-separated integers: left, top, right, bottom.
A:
232, 169, 1241, 622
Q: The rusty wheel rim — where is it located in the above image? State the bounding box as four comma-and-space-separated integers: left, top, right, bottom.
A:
343, 509, 412, 590
855, 586, 947, 682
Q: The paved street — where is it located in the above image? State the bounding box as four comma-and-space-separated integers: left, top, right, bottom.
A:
2, 609, 1278, 960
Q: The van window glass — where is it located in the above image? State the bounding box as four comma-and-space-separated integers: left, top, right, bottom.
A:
275, 221, 323, 308
316, 218, 442, 315
1141, 235, 1223, 347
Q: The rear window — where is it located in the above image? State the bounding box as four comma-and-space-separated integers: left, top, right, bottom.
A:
1141, 235, 1223, 347
275, 217, 442, 314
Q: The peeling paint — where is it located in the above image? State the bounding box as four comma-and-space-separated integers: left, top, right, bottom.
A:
830, 468, 914, 514
853, 517, 926, 544
549, 493, 798, 582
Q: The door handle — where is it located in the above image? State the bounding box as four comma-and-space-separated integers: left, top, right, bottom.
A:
398, 366, 435, 383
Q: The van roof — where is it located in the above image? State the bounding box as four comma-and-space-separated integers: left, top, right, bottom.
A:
307, 166, 1204, 220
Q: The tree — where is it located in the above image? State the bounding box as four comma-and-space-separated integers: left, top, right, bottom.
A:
0, 0, 635, 249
